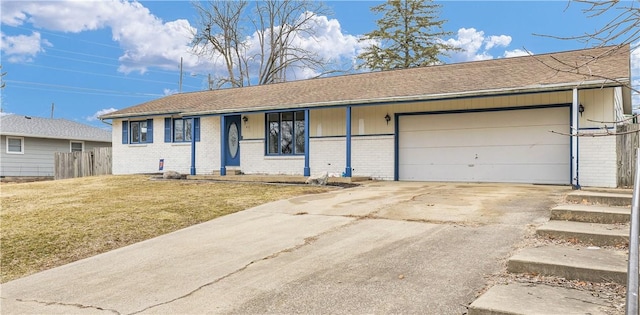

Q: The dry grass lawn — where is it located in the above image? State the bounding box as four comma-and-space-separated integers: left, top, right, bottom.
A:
0, 175, 331, 283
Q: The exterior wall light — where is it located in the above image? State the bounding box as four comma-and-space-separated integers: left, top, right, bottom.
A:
578, 104, 585, 117
385, 114, 391, 125
242, 116, 248, 123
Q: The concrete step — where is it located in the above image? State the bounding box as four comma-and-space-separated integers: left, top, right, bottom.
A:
551, 204, 630, 224
507, 245, 630, 284
566, 191, 632, 207
537, 220, 629, 247
468, 283, 620, 315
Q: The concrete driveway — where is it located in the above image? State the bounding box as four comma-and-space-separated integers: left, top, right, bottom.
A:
1, 182, 569, 314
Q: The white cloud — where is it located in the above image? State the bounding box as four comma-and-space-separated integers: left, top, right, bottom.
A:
445, 28, 519, 63
1, 2, 365, 81
485, 35, 511, 50
87, 107, 118, 121
240, 13, 371, 80
1, 31, 51, 63
1, 0, 196, 73
503, 49, 531, 58
163, 88, 178, 96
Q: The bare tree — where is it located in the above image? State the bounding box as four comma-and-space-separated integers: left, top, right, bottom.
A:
191, 0, 338, 88
548, 1, 640, 47
191, 1, 248, 88
533, 0, 639, 92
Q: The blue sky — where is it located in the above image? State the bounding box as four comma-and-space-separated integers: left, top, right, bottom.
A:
1, 1, 636, 128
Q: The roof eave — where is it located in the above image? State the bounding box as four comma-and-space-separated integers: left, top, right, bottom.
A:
99, 111, 183, 120
0, 132, 112, 142
186, 78, 628, 116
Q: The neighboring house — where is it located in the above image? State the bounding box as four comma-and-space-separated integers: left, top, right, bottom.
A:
101, 45, 633, 188
0, 115, 112, 178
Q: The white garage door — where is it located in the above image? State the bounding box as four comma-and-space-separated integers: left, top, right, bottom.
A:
398, 107, 570, 184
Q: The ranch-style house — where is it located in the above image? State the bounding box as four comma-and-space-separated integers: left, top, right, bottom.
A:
101, 45, 633, 188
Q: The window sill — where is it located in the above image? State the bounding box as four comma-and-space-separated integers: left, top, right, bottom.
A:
127, 144, 148, 147
6, 151, 24, 155
171, 142, 192, 146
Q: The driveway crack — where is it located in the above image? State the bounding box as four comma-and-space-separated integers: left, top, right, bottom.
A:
130, 220, 357, 315
12, 298, 120, 314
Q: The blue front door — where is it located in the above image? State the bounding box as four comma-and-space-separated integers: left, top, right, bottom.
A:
225, 115, 241, 166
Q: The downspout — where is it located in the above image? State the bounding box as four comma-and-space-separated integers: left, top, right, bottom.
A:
220, 115, 227, 176
190, 118, 196, 175
345, 106, 352, 177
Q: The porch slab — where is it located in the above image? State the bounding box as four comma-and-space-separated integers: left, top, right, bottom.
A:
186, 174, 371, 184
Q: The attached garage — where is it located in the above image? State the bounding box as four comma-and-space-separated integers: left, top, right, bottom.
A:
397, 106, 571, 184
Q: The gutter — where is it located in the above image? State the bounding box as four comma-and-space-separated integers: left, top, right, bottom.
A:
0, 132, 111, 143
100, 78, 628, 119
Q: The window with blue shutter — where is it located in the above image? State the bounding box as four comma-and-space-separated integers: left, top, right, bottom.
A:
164, 118, 172, 142
146, 119, 153, 143
194, 118, 200, 141
122, 121, 129, 144
128, 119, 154, 144
165, 117, 201, 142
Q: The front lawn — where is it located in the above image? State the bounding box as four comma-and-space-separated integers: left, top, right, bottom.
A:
0, 175, 330, 283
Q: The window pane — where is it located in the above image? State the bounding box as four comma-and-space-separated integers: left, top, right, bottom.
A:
185, 119, 192, 141
71, 142, 83, 152
174, 120, 184, 142
267, 113, 279, 154
281, 112, 293, 154
140, 121, 148, 142
8, 138, 21, 152
294, 111, 305, 154
131, 122, 140, 143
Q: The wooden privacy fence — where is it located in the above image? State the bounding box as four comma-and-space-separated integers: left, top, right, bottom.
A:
617, 124, 640, 188
54, 147, 112, 180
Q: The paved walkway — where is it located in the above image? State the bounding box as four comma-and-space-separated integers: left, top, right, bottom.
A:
0, 182, 569, 314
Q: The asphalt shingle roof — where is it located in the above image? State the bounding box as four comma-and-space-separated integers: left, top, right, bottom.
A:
0, 115, 112, 142
102, 45, 630, 119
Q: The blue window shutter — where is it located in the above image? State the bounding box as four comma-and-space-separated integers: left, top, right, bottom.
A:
164, 118, 172, 142
194, 118, 200, 142
146, 119, 154, 143
122, 121, 129, 144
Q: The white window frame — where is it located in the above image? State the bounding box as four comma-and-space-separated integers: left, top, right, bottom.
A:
6, 136, 24, 154
70, 141, 84, 152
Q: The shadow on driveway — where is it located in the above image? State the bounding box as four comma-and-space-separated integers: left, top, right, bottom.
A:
1, 182, 569, 314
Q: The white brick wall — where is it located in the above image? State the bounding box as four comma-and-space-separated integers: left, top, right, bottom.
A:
578, 130, 617, 187
309, 137, 346, 176
112, 117, 220, 175
238, 136, 395, 179
240, 139, 305, 175
352, 135, 394, 180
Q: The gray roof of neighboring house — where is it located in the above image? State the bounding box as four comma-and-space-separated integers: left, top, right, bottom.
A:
0, 115, 112, 142
101, 45, 631, 119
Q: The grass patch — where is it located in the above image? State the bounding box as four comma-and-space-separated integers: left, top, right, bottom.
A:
0, 175, 330, 283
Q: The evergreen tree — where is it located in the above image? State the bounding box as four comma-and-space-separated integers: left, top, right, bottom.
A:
357, 0, 457, 70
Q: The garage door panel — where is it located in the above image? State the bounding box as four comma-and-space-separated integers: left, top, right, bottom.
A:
398, 107, 570, 184
400, 109, 567, 132
400, 125, 568, 148
400, 164, 569, 184
401, 144, 568, 166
